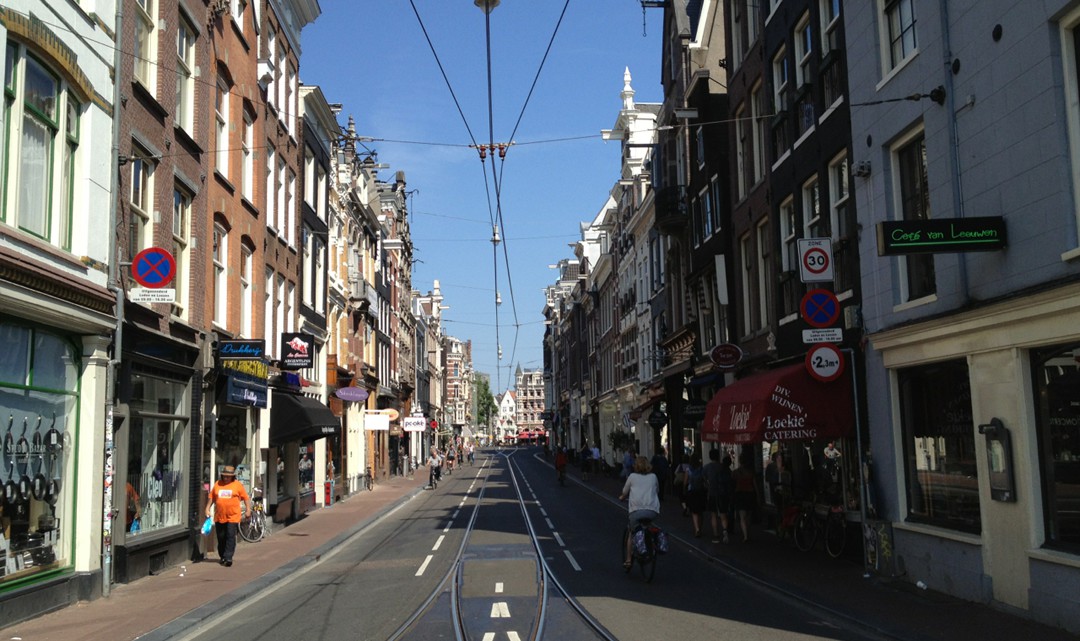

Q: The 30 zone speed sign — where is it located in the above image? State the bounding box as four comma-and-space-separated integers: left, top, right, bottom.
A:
798, 238, 834, 283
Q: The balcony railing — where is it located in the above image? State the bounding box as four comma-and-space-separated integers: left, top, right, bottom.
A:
654, 185, 688, 233
349, 276, 378, 310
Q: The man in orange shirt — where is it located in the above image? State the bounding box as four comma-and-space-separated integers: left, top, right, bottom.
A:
205, 465, 250, 567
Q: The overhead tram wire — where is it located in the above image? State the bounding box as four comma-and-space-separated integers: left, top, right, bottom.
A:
491, 0, 573, 383
479, 2, 506, 392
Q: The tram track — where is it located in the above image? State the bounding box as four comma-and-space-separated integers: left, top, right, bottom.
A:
393, 450, 615, 641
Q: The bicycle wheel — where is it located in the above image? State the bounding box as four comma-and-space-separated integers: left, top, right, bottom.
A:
825, 512, 847, 559
793, 509, 817, 552
238, 514, 261, 543
639, 534, 657, 583
621, 528, 632, 573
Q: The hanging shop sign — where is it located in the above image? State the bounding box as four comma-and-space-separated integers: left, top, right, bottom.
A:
334, 387, 369, 402
280, 333, 315, 369
219, 358, 269, 408
709, 343, 743, 369
217, 339, 265, 361
876, 216, 1007, 255
647, 408, 668, 429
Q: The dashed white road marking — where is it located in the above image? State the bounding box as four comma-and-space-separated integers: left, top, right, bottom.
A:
508, 632, 522, 641
564, 550, 581, 571
544, 518, 554, 530
490, 602, 511, 618
432, 535, 445, 551
443, 522, 453, 533
539, 507, 547, 517
416, 554, 433, 576
553, 532, 565, 547
495, 582, 504, 593
452, 509, 460, 519
481, 634, 496, 641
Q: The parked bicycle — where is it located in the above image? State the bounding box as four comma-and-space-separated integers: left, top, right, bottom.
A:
792, 496, 847, 558
238, 488, 266, 543
621, 519, 662, 582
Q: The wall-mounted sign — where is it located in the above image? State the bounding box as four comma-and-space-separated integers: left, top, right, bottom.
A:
403, 417, 426, 432
798, 238, 834, 283
131, 247, 175, 288
217, 340, 265, 361
280, 333, 314, 369
876, 217, 1006, 255
335, 387, 369, 402
709, 343, 743, 369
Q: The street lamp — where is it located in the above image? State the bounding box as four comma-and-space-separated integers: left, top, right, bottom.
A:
474, 0, 500, 13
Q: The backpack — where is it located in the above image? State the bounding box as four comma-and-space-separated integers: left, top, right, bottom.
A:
687, 467, 704, 493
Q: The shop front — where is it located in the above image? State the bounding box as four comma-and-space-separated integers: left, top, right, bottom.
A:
269, 390, 338, 520
114, 325, 201, 584
701, 363, 862, 528
0, 323, 91, 601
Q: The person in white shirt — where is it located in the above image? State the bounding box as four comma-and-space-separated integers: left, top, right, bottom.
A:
618, 455, 660, 568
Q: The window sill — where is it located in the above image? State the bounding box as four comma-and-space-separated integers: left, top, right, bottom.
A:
1028, 547, 1080, 569
173, 124, 203, 155
876, 49, 920, 92
1060, 246, 1080, 263
892, 520, 982, 546
240, 196, 259, 217
131, 80, 168, 120
214, 171, 236, 193
893, 293, 937, 313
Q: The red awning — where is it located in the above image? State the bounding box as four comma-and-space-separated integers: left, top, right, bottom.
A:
701, 363, 854, 444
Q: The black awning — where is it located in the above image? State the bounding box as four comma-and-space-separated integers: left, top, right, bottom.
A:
270, 391, 339, 447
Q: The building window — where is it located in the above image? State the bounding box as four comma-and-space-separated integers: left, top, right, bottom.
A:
317, 164, 327, 220
240, 245, 252, 337
276, 156, 287, 233
1032, 343, 1080, 551
314, 237, 325, 313
241, 110, 254, 200
213, 223, 227, 326
756, 220, 771, 330
828, 152, 850, 239
695, 126, 705, 168
883, 0, 917, 71
127, 369, 190, 536
751, 82, 766, 184
1059, 11, 1080, 244
746, 0, 760, 46
795, 12, 813, 88
215, 81, 229, 177
772, 45, 789, 112
3, 49, 80, 249
735, 102, 749, 200
779, 197, 797, 272
276, 275, 286, 341
803, 176, 823, 237
898, 360, 980, 534
701, 183, 714, 239
304, 147, 315, 207
232, 0, 247, 32
286, 63, 297, 137
129, 144, 154, 262
264, 267, 275, 358
0, 324, 79, 583
266, 144, 277, 230
285, 169, 296, 246
731, 2, 745, 67
172, 187, 191, 318
302, 226, 313, 306
710, 176, 722, 233
893, 129, 935, 301
820, 0, 841, 55
175, 14, 195, 134
134, 0, 157, 91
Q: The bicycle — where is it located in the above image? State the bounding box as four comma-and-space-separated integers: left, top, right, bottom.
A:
792, 497, 847, 558
238, 488, 266, 543
621, 519, 659, 582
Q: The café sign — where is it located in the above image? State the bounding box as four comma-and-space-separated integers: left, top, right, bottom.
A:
877, 216, 1006, 255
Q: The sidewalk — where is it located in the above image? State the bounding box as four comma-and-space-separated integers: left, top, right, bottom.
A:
0, 472, 428, 641
3, 455, 1076, 641
571, 458, 1078, 641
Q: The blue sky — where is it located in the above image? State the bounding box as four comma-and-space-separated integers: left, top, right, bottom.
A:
302, 1, 662, 393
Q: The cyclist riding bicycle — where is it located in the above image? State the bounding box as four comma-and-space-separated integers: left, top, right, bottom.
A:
619, 455, 660, 569
427, 447, 442, 489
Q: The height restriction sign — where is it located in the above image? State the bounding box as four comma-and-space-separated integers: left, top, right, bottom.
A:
798, 238, 834, 283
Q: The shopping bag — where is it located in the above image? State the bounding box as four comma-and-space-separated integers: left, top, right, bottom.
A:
201, 516, 213, 536
129, 518, 140, 534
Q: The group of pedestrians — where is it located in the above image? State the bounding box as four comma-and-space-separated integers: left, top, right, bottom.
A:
673, 448, 755, 543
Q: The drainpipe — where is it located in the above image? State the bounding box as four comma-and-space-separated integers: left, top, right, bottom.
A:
939, 0, 970, 304
103, 0, 126, 599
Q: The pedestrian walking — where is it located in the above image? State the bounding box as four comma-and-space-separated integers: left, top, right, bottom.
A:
205, 465, 250, 567
686, 455, 707, 537
555, 447, 568, 486
673, 458, 691, 516
733, 451, 758, 543
580, 442, 592, 480
650, 447, 671, 501
704, 449, 733, 543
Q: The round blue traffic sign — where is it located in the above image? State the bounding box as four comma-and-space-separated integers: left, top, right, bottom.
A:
131, 247, 176, 289
800, 288, 840, 329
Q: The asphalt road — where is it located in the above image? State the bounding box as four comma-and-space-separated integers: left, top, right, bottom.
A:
177, 450, 886, 641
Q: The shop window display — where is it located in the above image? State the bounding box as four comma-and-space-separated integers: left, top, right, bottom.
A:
1032, 344, 1080, 550
0, 323, 78, 582
127, 371, 189, 535
898, 360, 981, 534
